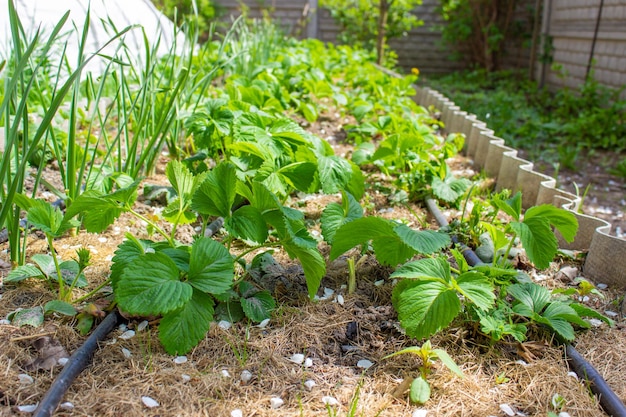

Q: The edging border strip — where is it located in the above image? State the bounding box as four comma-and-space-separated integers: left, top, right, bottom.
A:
415, 86, 625, 288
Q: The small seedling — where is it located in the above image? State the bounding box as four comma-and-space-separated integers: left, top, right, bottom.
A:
384, 340, 463, 404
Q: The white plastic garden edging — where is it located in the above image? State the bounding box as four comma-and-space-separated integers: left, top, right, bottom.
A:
414, 86, 626, 289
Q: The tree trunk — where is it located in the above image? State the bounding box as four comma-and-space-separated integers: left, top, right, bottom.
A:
376, 0, 390, 65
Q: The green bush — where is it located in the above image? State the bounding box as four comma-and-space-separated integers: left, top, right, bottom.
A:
428, 69, 626, 168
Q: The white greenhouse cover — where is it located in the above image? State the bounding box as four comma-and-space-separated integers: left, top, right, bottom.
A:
0, 0, 184, 74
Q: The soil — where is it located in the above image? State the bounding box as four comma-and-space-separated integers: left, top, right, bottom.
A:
0, 109, 625, 417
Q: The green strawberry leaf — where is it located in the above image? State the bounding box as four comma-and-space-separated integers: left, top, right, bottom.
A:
455, 271, 495, 311
5, 264, 45, 282
318, 155, 353, 194
44, 300, 77, 316
225, 205, 268, 243
116, 252, 192, 316
239, 281, 275, 322
188, 237, 234, 296
159, 290, 215, 355
392, 278, 461, 340
321, 191, 363, 245
191, 162, 237, 218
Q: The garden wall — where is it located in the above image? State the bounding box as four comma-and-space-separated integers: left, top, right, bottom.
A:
213, 0, 465, 74
537, 0, 626, 94
213, 0, 626, 93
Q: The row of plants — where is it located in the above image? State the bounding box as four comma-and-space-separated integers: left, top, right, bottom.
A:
1, 5, 612, 404
427, 69, 626, 174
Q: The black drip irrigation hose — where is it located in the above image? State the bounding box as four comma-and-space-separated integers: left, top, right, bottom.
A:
424, 197, 626, 417
33, 310, 121, 417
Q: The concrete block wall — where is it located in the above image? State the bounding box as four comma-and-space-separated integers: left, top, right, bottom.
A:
538, 0, 626, 94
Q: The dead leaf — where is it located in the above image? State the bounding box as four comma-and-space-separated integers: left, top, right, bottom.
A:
517, 341, 549, 362
22, 336, 69, 371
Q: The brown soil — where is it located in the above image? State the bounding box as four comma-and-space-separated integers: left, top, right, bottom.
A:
0, 111, 625, 417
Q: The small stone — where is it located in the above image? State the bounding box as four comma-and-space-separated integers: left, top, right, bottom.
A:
240, 370, 253, 383
119, 330, 135, 340
558, 413, 571, 417
18, 374, 33, 385
374, 279, 384, 286
567, 371, 578, 380
587, 318, 603, 327
221, 369, 231, 378
304, 380, 316, 390
336, 294, 345, 306
58, 357, 69, 366
118, 323, 128, 332
270, 397, 284, 409
499, 403, 515, 416
256, 318, 270, 328
17, 404, 38, 413
413, 410, 429, 417
0, 319, 11, 325
182, 374, 191, 383
304, 358, 313, 368
289, 353, 305, 364
515, 360, 528, 366
218, 320, 232, 330
605, 310, 618, 317
556, 266, 578, 282
136, 320, 149, 332
98, 237, 107, 243
173, 356, 188, 364
231, 410, 243, 417
141, 396, 159, 408
596, 283, 608, 290
357, 359, 373, 369
59, 402, 74, 410
122, 348, 132, 359
322, 396, 340, 406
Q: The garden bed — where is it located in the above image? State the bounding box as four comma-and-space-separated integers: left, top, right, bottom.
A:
1, 15, 625, 417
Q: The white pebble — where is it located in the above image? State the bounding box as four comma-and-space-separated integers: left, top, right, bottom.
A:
58, 357, 69, 366
141, 396, 159, 408
597, 283, 608, 290
18, 374, 33, 385
182, 374, 191, 383
587, 318, 603, 327
374, 279, 384, 287
304, 380, 316, 390
218, 320, 232, 330
558, 413, 571, 417
118, 323, 128, 331
0, 319, 11, 325
270, 397, 284, 409
240, 370, 253, 383
60, 402, 74, 410
137, 320, 149, 332
256, 318, 270, 328
515, 360, 528, 366
500, 403, 515, 416
98, 237, 107, 243
173, 356, 188, 364
567, 371, 579, 380
322, 396, 340, 406
221, 369, 231, 378
324, 287, 334, 297
231, 410, 243, 417
289, 353, 305, 364
604, 310, 618, 317
17, 404, 38, 413
357, 359, 373, 369
122, 348, 132, 359
119, 330, 135, 340
336, 294, 345, 305
304, 358, 313, 368
413, 410, 429, 417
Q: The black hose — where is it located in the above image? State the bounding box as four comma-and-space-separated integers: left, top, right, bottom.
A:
424, 198, 483, 267
424, 197, 626, 417
33, 310, 121, 417
565, 344, 626, 417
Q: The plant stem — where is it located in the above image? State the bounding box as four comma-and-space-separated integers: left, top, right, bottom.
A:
47, 234, 67, 301
233, 242, 282, 262
347, 257, 356, 294
73, 278, 112, 304
128, 208, 173, 246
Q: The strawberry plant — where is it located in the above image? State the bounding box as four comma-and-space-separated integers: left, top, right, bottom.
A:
67, 160, 326, 354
